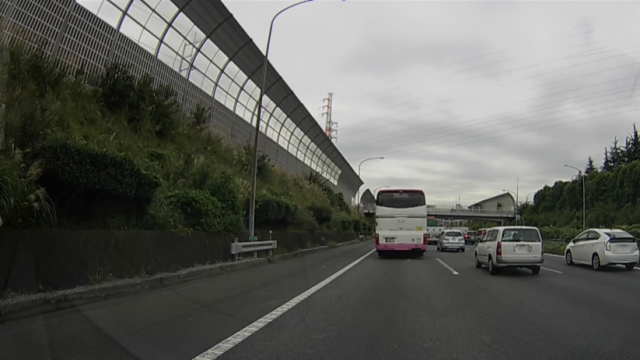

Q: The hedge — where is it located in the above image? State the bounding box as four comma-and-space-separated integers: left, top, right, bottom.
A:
40, 142, 159, 201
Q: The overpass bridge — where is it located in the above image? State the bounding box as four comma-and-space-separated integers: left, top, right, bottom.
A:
427, 208, 516, 221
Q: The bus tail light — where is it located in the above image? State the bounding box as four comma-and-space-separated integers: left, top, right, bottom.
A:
374, 233, 380, 245
423, 233, 430, 245
496, 241, 502, 256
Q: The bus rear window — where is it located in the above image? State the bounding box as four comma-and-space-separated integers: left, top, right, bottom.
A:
376, 191, 425, 208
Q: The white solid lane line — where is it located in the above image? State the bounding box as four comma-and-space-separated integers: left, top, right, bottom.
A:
436, 258, 459, 275
541, 266, 563, 274
192, 248, 375, 360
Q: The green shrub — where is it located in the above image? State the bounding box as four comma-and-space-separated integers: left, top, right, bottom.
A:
308, 204, 332, 225
330, 212, 356, 232
539, 226, 579, 242
543, 240, 565, 255
291, 207, 319, 231
40, 142, 159, 202
255, 193, 297, 227
306, 173, 350, 212
99, 66, 180, 139
166, 189, 223, 232
207, 172, 241, 214
236, 146, 273, 180
191, 104, 210, 128
0, 149, 55, 227
99, 63, 136, 114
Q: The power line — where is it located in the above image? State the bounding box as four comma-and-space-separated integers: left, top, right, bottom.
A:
359, 76, 639, 146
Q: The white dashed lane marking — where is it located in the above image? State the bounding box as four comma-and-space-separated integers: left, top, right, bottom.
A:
436, 258, 460, 275
192, 248, 375, 360
541, 266, 563, 274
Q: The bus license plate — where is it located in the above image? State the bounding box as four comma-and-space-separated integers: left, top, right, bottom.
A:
385, 237, 396, 243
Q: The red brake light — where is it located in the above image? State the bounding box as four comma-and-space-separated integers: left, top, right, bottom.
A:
374, 233, 380, 245
496, 241, 502, 256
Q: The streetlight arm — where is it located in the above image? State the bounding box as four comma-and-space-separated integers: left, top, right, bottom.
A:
355, 156, 384, 211
358, 156, 385, 175
564, 164, 581, 173
265, 0, 314, 60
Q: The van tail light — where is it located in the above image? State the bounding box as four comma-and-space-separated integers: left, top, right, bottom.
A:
496, 241, 502, 256
423, 233, 430, 245
374, 233, 380, 245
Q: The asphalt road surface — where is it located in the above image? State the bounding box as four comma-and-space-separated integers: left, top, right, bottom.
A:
2, 241, 639, 360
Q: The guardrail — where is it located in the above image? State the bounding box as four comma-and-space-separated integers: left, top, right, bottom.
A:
230, 240, 277, 260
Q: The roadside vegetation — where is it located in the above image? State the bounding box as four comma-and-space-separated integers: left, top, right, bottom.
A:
0, 44, 368, 234
520, 124, 640, 247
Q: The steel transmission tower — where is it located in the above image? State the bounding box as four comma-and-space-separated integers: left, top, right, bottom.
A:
321, 92, 338, 142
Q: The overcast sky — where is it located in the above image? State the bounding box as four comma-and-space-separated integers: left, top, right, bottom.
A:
223, 0, 640, 206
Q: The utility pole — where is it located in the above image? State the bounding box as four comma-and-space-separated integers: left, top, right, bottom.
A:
516, 177, 519, 225
564, 164, 586, 230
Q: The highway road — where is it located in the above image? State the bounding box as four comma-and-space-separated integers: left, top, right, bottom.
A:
2, 241, 640, 359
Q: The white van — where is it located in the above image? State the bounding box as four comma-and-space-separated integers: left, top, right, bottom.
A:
375, 189, 428, 257
474, 226, 544, 275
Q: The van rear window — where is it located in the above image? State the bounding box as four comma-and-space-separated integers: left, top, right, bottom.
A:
501, 229, 541, 242
376, 191, 425, 208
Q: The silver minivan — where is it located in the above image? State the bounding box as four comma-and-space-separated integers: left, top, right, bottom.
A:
437, 230, 465, 252
474, 226, 544, 275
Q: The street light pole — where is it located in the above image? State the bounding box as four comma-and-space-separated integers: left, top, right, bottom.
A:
248, 0, 315, 241
356, 156, 385, 214
516, 177, 519, 225
564, 164, 586, 230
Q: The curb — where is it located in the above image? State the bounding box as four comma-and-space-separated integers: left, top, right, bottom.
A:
0, 238, 365, 322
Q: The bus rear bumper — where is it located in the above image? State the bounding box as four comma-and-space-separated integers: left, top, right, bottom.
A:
376, 244, 426, 252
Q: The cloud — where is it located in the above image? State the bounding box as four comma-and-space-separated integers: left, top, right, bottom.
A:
224, 0, 640, 206
341, 35, 509, 79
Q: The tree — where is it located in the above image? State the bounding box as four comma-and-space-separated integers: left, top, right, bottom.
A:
602, 148, 612, 171
585, 156, 596, 175
629, 124, 640, 162
610, 137, 622, 169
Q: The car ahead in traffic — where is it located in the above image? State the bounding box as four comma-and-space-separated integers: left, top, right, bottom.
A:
465, 231, 479, 244
477, 228, 488, 242
564, 229, 639, 271
437, 230, 466, 252
474, 226, 543, 275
